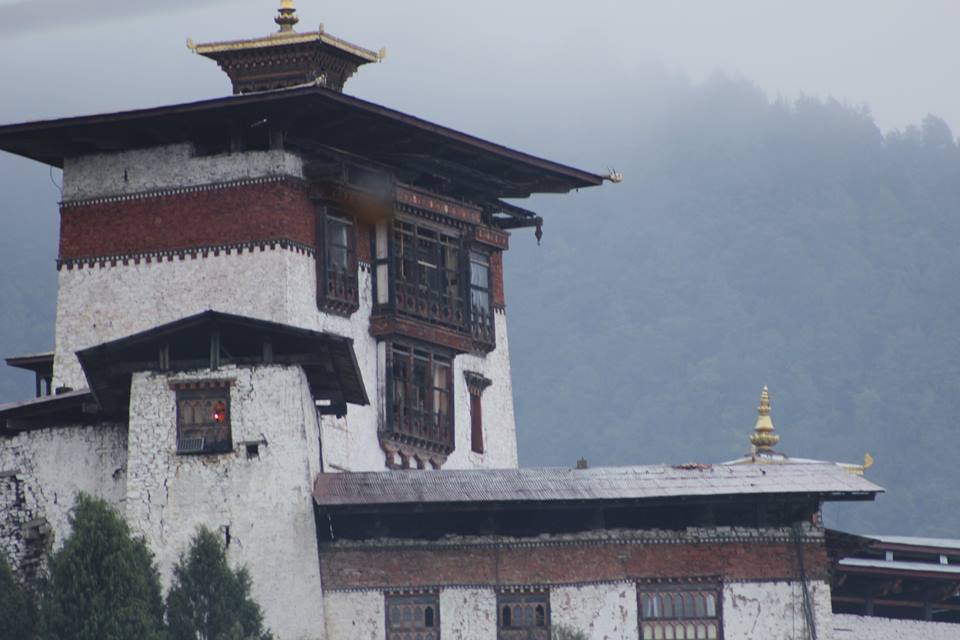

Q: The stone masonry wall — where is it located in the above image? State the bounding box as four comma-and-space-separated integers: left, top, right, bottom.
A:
320, 580, 834, 640
125, 364, 326, 640
0, 424, 128, 584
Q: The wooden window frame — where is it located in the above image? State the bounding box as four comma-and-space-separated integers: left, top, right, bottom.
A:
637, 582, 723, 640
316, 207, 359, 316
497, 589, 551, 639
385, 592, 440, 640
172, 381, 233, 455
385, 342, 455, 461
469, 250, 494, 346
391, 218, 465, 330
465, 371, 492, 454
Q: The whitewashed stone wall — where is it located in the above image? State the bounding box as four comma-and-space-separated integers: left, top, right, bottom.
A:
834, 614, 960, 640
323, 591, 385, 640
0, 424, 127, 551
125, 365, 325, 640
724, 580, 834, 640
551, 582, 639, 640
320, 579, 835, 640
447, 309, 519, 470
62, 144, 304, 201
55, 247, 517, 472
440, 588, 499, 640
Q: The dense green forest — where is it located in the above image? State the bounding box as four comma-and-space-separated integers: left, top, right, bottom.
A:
1, 73, 958, 536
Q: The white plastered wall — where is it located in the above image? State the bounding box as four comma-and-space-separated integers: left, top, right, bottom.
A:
125, 364, 325, 640
62, 144, 304, 201
323, 590, 385, 640
0, 424, 128, 552
724, 580, 834, 640
551, 582, 639, 640
833, 614, 960, 640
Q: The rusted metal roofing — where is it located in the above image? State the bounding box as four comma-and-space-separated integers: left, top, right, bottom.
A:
313, 462, 883, 508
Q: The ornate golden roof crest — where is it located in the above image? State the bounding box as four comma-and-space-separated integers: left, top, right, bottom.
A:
750, 385, 780, 454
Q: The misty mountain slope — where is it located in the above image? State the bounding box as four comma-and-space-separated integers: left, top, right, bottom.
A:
508, 75, 960, 536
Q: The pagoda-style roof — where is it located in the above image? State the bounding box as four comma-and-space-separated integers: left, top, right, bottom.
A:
188, 2, 383, 94
0, 86, 604, 200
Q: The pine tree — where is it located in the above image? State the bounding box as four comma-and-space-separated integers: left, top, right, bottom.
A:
0, 552, 36, 640
39, 493, 166, 640
166, 527, 272, 640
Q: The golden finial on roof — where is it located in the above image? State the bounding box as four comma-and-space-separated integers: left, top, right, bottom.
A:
750, 385, 780, 453
275, 0, 299, 33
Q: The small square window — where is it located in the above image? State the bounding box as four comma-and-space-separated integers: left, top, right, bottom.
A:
174, 383, 232, 455
385, 592, 439, 640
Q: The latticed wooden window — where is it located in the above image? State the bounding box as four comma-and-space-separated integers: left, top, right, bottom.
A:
392, 219, 464, 330
638, 585, 721, 640
387, 343, 454, 457
316, 208, 359, 315
469, 250, 494, 346
173, 382, 232, 455
385, 593, 439, 640
497, 590, 550, 640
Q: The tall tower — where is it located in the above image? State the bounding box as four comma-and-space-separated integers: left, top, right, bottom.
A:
7, 1, 603, 475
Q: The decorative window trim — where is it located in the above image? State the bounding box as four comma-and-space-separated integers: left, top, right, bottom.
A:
174, 381, 234, 455
382, 341, 454, 469
637, 579, 723, 640
316, 206, 359, 316
497, 587, 550, 639
384, 591, 440, 640
464, 372, 492, 455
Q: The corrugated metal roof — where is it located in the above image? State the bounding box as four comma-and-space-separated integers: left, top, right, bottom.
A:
313, 463, 883, 508
865, 535, 960, 551
839, 558, 960, 575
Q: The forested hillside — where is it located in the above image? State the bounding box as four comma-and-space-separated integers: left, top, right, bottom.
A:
508, 75, 960, 536
1, 73, 958, 535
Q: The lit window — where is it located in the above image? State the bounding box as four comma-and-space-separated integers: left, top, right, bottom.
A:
173, 382, 232, 454
498, 590, 550, 639
639, 585, 721, 640
385, 593, 439, 640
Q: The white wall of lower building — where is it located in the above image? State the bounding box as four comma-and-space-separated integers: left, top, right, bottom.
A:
323, 590, 385, 640
125, 364, 326, 640
724, 580, 833, 640
0, 423, 128, 553
551, 582, 639, 640
440, 588, 498, 640
833, 614, 960, 640
321, 579, 836, 640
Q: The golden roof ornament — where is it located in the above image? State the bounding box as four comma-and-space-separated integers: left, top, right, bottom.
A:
188, 0, 383, 94
275, 0, 299, 33
750, 385, 780, 454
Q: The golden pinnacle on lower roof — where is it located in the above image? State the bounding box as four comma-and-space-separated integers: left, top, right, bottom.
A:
750, 385, 780, 453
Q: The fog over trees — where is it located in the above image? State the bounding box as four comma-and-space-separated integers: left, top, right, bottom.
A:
1, 71, 958, 536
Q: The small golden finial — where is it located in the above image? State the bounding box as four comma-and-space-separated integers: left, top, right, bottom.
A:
750, 385, 780, 453
275, 0, 299, 33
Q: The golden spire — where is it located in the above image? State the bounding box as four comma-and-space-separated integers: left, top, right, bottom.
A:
275, 0, 299, 33
750, 385, 780, 453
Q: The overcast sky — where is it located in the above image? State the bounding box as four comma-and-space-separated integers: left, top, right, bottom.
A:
0, 0, 957, 142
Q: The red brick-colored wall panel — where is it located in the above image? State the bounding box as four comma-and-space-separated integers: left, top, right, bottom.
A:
356, 220, 373, 263
319, 540, 830, 590
490, 251, 505, 308
59, 180, 315, 260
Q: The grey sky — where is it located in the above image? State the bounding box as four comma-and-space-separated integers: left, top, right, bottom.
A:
0, 0, 957, 140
